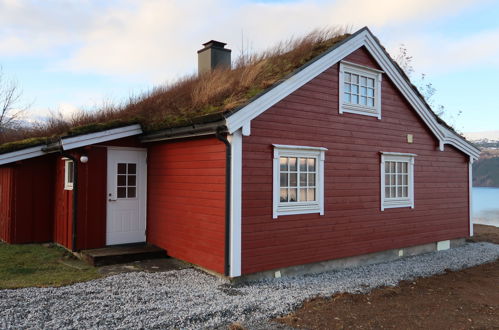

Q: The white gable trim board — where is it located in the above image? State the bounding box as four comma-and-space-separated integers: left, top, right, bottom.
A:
224, 28, 480, 160
0, 124, 143, 165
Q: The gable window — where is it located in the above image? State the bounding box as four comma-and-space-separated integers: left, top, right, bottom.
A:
64, 159, 74, 190
380, 152, 416, 210
339, 61, 382, 119
273, 144, 326, 218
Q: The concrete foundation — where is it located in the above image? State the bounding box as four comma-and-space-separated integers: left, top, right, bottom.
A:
235, 238, 466, 283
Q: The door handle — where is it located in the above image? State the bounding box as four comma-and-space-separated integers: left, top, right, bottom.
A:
108, 198, 117, 202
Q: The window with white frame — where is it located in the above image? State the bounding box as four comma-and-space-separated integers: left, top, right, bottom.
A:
64, 159, 74, 190
380, 152, 416, 210
273, 145, 326, 218
339, 61, 382, 119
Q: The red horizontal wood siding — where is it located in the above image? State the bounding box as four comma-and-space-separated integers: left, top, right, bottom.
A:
54, 147, 108, 250
147, 137, 226, 274
10, 157, 55, 243
241, 46, 469, 274
0, 167, 13, 242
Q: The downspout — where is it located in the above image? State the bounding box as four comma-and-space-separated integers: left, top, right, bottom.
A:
215, 127, 231, 276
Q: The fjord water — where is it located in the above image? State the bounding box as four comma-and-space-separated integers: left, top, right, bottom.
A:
473, 187, 499, 227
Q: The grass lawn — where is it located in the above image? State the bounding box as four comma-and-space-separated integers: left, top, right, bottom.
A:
0, 242, 101, 289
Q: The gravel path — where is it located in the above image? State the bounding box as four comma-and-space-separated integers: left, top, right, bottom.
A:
1, 242, 499, 329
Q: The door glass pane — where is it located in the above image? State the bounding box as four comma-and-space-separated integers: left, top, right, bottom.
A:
117, 187, 127, 198
127, 187, 136, 198
117, 175, 127, 186
128, 163, 136, 174
128, 175, 136, 186
117, 163, 126, 174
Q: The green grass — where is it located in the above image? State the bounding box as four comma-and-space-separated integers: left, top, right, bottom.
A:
0, 242, 102, 289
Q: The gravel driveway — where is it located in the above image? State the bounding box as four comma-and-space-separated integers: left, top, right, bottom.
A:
2, 242, 499, 329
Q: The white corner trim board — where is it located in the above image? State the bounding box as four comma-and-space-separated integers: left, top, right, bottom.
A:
469, 157, 474, 237
224, 28, 480, 160
62, 124, 143, 151
228, 129, 242, 277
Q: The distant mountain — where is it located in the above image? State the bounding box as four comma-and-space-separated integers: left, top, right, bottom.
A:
471, 138, 499, 188
464, 130, 499, 142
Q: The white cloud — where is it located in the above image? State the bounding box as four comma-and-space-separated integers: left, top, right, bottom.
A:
393, 29, 499, 74
0, 0, 491, 82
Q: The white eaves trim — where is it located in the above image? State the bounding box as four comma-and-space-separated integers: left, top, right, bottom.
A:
224, 28, 480, 160
62, 124, 143, 151
0, 124, 143, 166
0, 145, 46, 165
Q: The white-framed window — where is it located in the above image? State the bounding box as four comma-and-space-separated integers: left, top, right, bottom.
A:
380, 152, 416, 211
339, 61, 383, 119
64, 159, 74, 190
273, 144, 327, 218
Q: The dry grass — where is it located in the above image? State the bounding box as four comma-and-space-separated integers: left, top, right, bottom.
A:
0, 27, 350, 151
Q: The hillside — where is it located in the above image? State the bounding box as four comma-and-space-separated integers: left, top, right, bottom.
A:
472, 142, 499, 187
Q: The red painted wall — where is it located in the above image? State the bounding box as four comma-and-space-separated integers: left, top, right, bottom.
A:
0, 167, 13, 242
241, 46, 470, 274
53, 147, 108, 250
0, 157, 56, 244
147, 137, 227, 274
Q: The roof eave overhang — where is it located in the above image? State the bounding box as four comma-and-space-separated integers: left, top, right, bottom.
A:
0, 124, 143, 166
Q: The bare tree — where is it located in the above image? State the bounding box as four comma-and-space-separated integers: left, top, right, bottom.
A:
394, 45, 462, 131
0, 68, 25, 133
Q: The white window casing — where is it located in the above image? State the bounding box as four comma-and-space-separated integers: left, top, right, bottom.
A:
273, 144, 327, 218
380, 152, 416, 211
339, 61, 383, 119
64, 159, 74, 190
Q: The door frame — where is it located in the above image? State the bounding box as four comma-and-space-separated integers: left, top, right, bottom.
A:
106, 146, 148, 246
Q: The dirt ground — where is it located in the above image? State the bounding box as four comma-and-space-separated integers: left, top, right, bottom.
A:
276, 224, 499, 330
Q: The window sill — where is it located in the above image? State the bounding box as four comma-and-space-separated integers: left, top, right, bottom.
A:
340, 104, 380, 118
274, 204, 323, 218
382, 200, 413, 210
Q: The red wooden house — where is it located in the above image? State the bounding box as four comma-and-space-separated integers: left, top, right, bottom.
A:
0, 28, 480, 279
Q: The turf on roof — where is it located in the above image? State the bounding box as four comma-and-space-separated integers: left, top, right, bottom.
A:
0, 28, 350, 154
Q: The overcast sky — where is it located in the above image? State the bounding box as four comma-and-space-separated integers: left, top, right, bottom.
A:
1, 0, 498, 133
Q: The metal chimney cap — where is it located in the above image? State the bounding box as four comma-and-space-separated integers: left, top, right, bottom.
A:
197, 40, 231, 53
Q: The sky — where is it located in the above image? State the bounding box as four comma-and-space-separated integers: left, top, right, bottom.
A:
0, 0, 498, 135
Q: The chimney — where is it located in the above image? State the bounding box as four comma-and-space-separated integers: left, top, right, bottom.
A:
197, 40, 231, 75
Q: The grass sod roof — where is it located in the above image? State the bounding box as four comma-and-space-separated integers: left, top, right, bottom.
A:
0, 27, 351, 155
0, 26, 475, 155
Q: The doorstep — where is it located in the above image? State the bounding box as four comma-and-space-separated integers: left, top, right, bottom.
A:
79, 243, 167, 266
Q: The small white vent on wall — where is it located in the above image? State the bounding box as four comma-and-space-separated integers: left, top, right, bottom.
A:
437, 240, 450, 251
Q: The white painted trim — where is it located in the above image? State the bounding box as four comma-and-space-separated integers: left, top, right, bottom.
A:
380, 151, 417, 157
64, 159, 74, 190
0, 145, 45, 165
381, 153, 415, 211
224, 28, 480, 159
339, 61, 382, 119
242, 123, 251, 136
62, 124, 142, 151
228, 130, 242, 277
469, 158, 474, 237
340, 60, 385, 74
273, 145, 326, 218
272, 144, 328, 152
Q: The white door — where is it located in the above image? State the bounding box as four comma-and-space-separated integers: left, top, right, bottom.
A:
106, 148, 147, 245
